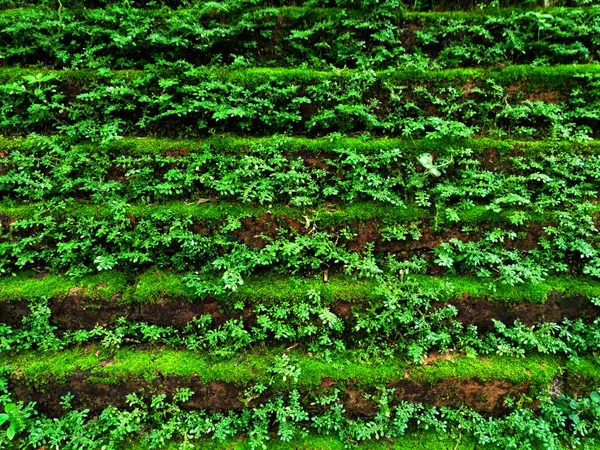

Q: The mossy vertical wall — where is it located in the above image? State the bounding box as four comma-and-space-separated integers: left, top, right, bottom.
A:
1, 0, 600, 448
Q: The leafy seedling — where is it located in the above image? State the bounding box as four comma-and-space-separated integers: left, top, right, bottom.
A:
418, 153, 442, 177
0, 403, 27, 440
554, 390, 600, 425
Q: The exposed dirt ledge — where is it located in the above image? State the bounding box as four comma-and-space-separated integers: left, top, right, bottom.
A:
450, 292, 600, 332
10, 373, 531, 418
2, 291, 598, 333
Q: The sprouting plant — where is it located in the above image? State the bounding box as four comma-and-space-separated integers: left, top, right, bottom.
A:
0, 403, 27, 440
554, 390, 600, 429
417, 152, 453, 177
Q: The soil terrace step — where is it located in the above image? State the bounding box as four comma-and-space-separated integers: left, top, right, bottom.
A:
4, 348, 593, 417
2, 272, 600, 331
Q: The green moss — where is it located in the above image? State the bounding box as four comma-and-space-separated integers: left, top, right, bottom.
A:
124, 431, 478, 449
415, 275, 600, 304
122, 432, 600, 449
566, 357, 600, 382
2, 347, 101, 388
225, 273, 379, 306
132, 270, 195, 303
2, 347, 574, 394
408, 355, 561, 390
3, 269, 600, 307
0, 271, 126, 302
133, 271, 387, 305
135, 271, 595, 307
28, 135, 600, 158
0, 199, 595, 231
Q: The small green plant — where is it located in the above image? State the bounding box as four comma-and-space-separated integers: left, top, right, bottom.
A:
418, 153, 442, 177
554, 390, 600, 427
0, 403, 27, 440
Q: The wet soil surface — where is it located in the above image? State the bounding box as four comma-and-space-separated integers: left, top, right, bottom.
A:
0, 300, 31, 327
3, 290, 599, 333
10, 372, 530, 418
450, 292, 600, 332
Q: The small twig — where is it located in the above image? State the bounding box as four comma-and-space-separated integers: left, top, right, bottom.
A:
284, 343, 299, 353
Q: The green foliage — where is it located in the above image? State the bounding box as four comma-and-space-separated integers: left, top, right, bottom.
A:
555, 390, 600, 434
4, 276, 600, 364
0, 65, 600, 138
0, 199, 598, 286
0, 403, 27, 440
2, 0, 600, 447
3, 6, 600, 70
1, 368, 600, 450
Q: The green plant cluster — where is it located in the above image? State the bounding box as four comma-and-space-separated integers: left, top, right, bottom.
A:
4, 397, 600, 450
3, 270, 600, 363
3, 279, 600, 362
1, 196, 600, 285
0, 0, 596, 11
2, 0, 600, 446
2, 64, 600, 138
3, 6, 600, 70
2, 136, 600, 210
0, 353, 599, 449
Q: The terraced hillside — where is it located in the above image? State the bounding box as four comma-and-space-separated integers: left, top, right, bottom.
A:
2, 0, 600, 448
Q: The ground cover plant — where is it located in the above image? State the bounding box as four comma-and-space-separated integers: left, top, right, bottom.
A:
2, 0, 600, 448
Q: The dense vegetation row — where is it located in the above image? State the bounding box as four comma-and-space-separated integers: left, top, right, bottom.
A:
0, 0, 596, 11
2, 0, 600, 446
2, 273, 600, 362
0, 200, 598, 285
0, 348, 585, 411
4, 64, 600, 138
1, 135, 599, 208
4, 6, 600, 70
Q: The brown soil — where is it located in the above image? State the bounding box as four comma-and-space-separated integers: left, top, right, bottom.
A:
479, 147, 512, 171
331, 301, 353, 319
527, 90, 562, 104
506, 84, 563, 104
10, 373, 247, 418
165, 148, 189, 158
139, 297, 255, 328
234, 213, 278, 248
3, 286, 598, 334
0, 300, 30, 327
0, 212, 13, 234
348, 220, 378, 252
393, 378, 531, 414
49, 289, 135, 329
10, 370, 530, 418
377, 224, 478, 253
461, 79, 476, 97
302, 154, 331, 171
400, 21, 423, 53
106, 164, 128, 183
450, 291, 600, 332
505, 222, 545, 251
344, 219, 452, 253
